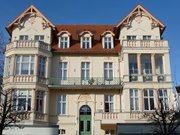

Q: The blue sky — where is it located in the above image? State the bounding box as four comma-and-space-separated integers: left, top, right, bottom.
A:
0, 0, 180, 88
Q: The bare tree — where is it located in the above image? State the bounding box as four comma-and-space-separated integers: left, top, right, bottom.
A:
0, 90, 30, 135
145, 101, 180, 135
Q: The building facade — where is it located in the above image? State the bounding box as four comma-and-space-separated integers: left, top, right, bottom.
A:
3, 4, 173, 135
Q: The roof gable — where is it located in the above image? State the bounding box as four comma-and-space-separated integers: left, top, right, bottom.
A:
115, 4, 165, 34
6, 5, 55, 35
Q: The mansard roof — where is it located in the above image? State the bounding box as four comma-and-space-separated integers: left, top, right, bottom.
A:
115, 4, 165, 34
52, 25, 121, 55
6, 5, 55, 35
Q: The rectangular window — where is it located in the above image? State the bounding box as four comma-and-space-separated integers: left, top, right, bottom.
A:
130, 89, 139, 111
13, 90, 31, 111
59, 62, 67, 80
60, 37, 68, 48
19, 35, 28, 40
57, 95, 66, 115
104, 36, 112, 49
34, 35, 44, 41
36, 91, 44, 112
81, 62, 90, 81
127, 35, 136, 40
38, 56, 46, 77
104, 62, 113, 80
129, 54, 138, 74
104, 95, 113, 112
143, 89, 154, 111
143, 35, 151, 40
158, 89, 168, 110
82, 37, 90, 49
155, 55, 164, 74
16, 55, 34, 75
141, 54, 152, 75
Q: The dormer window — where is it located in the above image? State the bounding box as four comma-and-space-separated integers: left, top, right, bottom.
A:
101, 31, 115, 49
57, 31, 71, 49
79, 31, 93, 49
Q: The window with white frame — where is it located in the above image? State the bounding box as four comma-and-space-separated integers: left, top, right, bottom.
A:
143, 35, 151, 40
104, 62, 113, 80
158, 89, 168, 110
127, 35, 136, 40
104, 95, 113, 112
19, 35, 28, 40
57, 95, 66, 115
143, 89, 155, 111
105, 130, 114, 135
59, 34, 69, 48
141, 54, 152, 75
16, 55, 34, 75
130, 89, 139, 111
34, 35, 44, 41
38, 56, 46, 77
129, 54, 138, 75
103, 34, 113, 49
155, 55, 164, 75
81, 62, 90, 80
81, 34, 91, 49
59, 62, 67, 80
5, 56, 11, 76
36, 91, 44, 112
13, 90, 31, 111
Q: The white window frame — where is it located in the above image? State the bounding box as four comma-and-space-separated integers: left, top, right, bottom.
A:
36, 91, 44, 112
34, 35, 44, 41
141, 54, 152, 75
143, 89, 155, 111
81, 62, 90, 80
81, 34, 91, 49
57, 95, 66, 115
158, 89, 168, 110
19, 35, 28, 40
104, 62, 113, 80
104, 95, 114, 112
103, 34, 114, 49
59, 34, 70, 48
130, 89, 139, 111
16, 55, 34, 75
127, 35, 136, 40
129, 54, 138, 75
13, 90, 32, 111
59, 62, 68, 80
38, 56, 46, 77
155, 54, 164, 75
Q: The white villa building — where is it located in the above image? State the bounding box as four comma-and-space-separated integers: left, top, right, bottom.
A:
2, 4, 173, 135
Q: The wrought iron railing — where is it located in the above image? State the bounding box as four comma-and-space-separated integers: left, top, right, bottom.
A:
48, 77, 123, 86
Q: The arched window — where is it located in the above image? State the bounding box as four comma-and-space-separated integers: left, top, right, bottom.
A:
57, 31, 71, 49
102, 31, 114, 49
80, 105, 91, 115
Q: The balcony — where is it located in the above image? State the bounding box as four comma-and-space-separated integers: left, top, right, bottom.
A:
122, 40, 168, 48
48, 77, 123, 90
95, 111, 148, 124
6, 40, 51, 51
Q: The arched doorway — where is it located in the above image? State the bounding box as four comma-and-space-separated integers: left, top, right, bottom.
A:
79, 105, 91, 135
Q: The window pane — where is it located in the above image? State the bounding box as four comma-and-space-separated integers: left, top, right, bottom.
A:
87, 121, 91, 131
144, 98, 148, 110
144, 89, 148, 96
135, 98, 139, 110
149, 90, 154, 96
158, 89, 163, 96
150, 98, 154, 110
80, 121, 84, 131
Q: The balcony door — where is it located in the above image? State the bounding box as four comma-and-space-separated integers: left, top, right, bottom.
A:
81, 62, 90, 85
79, 105, 91, 135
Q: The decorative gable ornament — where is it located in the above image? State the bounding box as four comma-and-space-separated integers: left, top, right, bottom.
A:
6, 5, 55, 34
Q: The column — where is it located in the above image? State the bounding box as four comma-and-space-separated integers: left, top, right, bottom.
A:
31, 89, 36, 120
139, 89, 143, 112
124, 53, 129, 81
46, 57, 51, 78
44, 90, 49, 122
137, 54, 141, 75
151, 54, 156, 81
164, 52, 171, 82
154, 89, 158, 109
34, 54, 39, 76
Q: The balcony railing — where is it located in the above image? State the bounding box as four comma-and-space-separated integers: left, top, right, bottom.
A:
6, 40, 51, 51
122, 40, 168, 48
48, 77, 123, 89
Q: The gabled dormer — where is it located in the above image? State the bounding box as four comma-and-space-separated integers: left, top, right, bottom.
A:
115, 4, 165, 41
57, 31, 71, 49
101, 31, 115, 49
79, 31, 93, 49
6, 5, 55, 44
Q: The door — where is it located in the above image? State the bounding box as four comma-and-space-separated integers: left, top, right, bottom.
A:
79, 105, 91, 135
